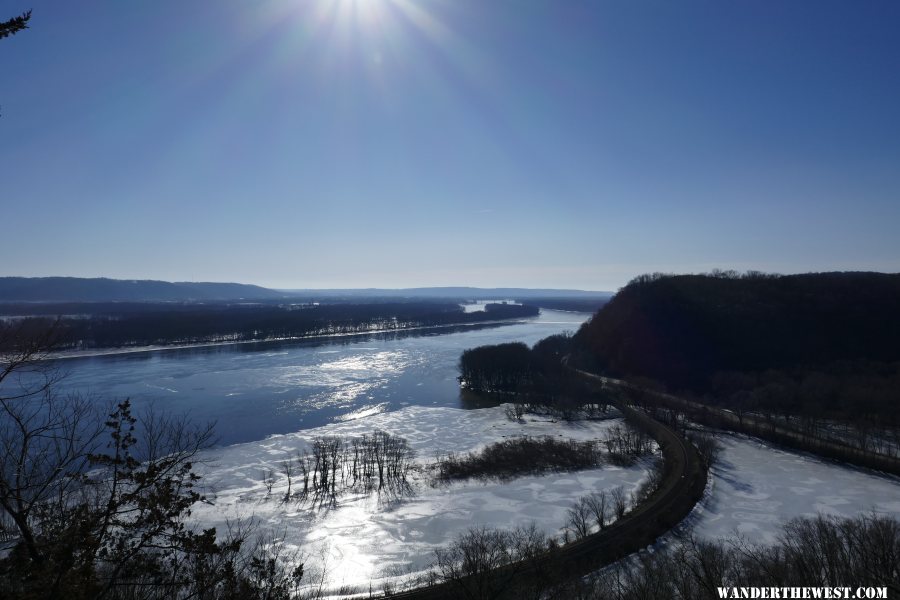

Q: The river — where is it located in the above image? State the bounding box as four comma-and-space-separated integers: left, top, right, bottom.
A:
48, 309, 590, 445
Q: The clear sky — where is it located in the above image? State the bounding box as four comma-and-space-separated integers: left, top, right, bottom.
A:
2, 1, 899, 291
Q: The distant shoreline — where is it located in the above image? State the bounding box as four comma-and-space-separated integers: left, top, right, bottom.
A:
46, 313, 583, 361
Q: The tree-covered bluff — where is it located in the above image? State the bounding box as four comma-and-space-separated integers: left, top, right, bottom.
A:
571, 271, 900, 422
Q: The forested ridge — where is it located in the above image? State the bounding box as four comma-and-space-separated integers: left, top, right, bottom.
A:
572, 271, 900, 422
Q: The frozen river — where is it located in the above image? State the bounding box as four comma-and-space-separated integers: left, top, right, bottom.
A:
40, 306, 900, 593
49, 309, 590, 445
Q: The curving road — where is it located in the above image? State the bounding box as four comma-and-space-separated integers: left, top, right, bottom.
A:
382, 372, 708, 599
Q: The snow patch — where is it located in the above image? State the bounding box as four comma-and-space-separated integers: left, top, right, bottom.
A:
693, 433, 900, 545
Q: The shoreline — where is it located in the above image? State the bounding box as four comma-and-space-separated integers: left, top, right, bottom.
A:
45, 316, 543, 361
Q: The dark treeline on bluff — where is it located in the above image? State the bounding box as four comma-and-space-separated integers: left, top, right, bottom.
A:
1, 302, 538, 350
572, 271, 900, 423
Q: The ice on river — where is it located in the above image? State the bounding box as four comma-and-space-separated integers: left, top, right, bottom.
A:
191, 406, 900, 594
692, 433, 900, 545
191, 405, 648, 593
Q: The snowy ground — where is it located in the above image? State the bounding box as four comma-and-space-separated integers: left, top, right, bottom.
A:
191, 405, 650, 594
191, 407, 900, 594
691, 432, 900, 545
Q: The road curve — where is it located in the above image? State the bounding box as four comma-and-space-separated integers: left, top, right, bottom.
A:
381, 372, 708, 599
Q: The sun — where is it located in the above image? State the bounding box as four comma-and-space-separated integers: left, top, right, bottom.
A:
331, 0, 392, 28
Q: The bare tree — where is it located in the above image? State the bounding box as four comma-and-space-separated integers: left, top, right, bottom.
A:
583, 491, 609, 530
281, 457, 295, 502
687, 430, 722, 467
610, 485, 628, 519
579, 514, 900, 599
564, 497, 592, 541
262, 468, 275, 499
432, 524, 550, 600
296, 450, 311, 500
0, 321, 105, 570
0, 321, 305, 598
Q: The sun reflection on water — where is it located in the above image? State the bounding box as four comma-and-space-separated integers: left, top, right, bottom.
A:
273, 349, 418, 412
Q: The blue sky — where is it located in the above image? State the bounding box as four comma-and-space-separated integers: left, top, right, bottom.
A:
2, 1, 899, 290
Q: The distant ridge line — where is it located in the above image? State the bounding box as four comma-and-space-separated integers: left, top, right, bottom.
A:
277, 287, 613, 299
0, 277, 613, 303
0, 276, 283, 302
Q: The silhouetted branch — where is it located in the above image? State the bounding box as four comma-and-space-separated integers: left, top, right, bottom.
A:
0, 10, 31, 40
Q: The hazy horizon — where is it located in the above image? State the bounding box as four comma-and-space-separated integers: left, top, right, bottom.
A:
0, 274, 613, 294
6, 270, 900, 296
3, 1, 899, 289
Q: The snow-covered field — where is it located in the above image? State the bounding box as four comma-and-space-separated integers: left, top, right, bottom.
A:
191, 406, 900, 594
692, 433, 900, 545
191, 405, 650, 593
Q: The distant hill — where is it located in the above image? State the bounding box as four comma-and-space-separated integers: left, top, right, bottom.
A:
0, 277, 285, 303
0, 278, 612, 305
573, 271, 900, 392
278, 287, 612, 300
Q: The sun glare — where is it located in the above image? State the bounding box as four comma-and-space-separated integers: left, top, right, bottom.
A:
330, 0, 391, 28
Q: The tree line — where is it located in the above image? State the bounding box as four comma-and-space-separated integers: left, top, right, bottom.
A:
422, 515, 900, 600
581, 513, 899, 599
412, 513, 899, 600
458, 342, 537, 393
458, 334, 581, 395
458, 334, 618, 420
0, 302, 538, 350
433, 436, 605, 484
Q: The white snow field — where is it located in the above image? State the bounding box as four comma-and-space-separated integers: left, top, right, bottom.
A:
191, 405, 650, 593
692, 433, 900, 545
191, 406, 900, 594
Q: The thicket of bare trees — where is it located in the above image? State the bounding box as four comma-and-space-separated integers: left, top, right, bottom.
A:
263, 430, 415, 505
429, 524, 553, 600
564, 490, 614, 540
685, 430, 723, 467
425, 514, 900, 600
430, 422, 657, 486
503, 392, 613, 422
563, 458, 663, 543
637, 403, 723, 469
602, 424, 654, 465
577, 514, 900, 599
0, 322, 305, 599
433, 436, 605, 484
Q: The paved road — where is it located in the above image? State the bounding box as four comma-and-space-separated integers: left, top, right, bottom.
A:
383, 373, 708, 599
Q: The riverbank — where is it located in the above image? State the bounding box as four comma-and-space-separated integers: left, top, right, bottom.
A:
45, 316, 539, 361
